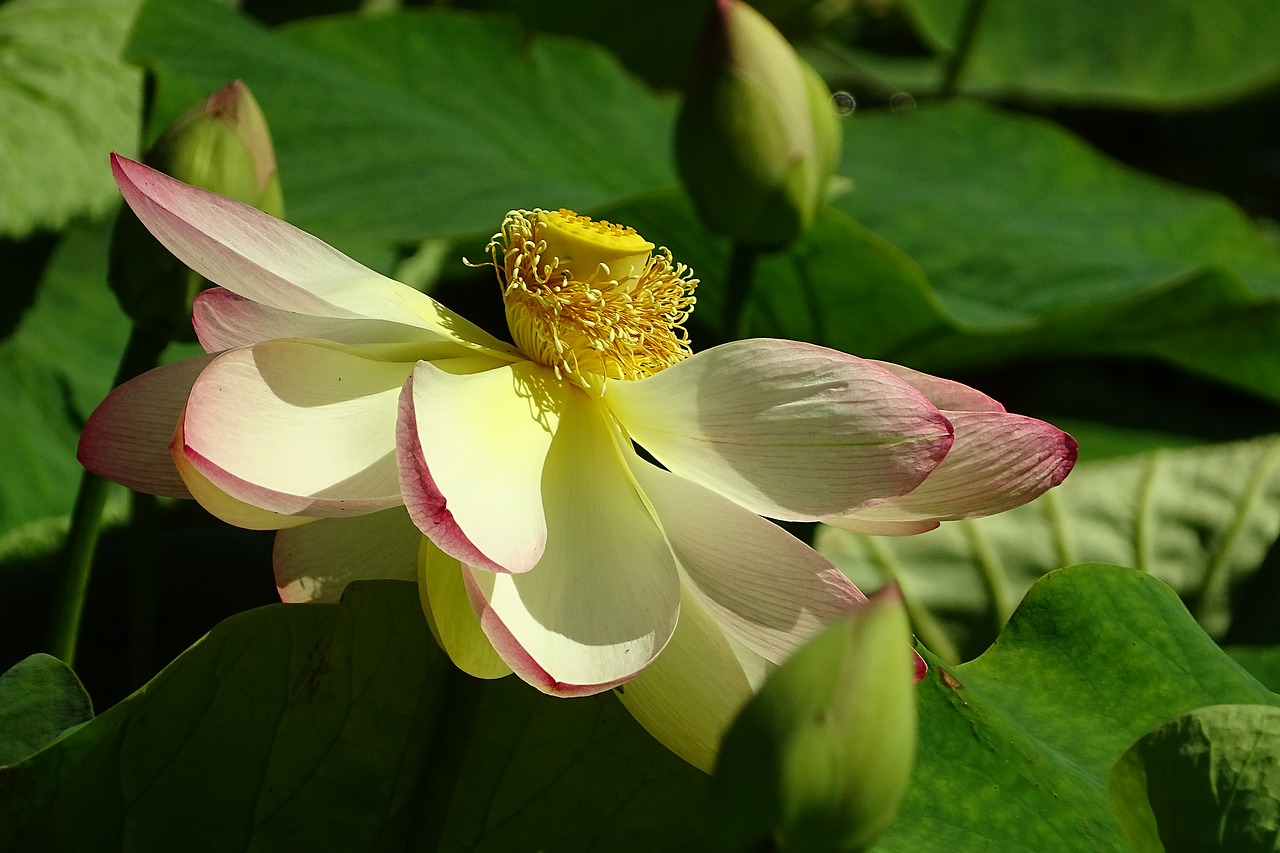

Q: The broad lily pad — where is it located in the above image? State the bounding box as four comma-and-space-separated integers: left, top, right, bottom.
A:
0, 0, 142, 237
0, 225, 131, 560
878, 564, 1279, 851
0, 581, 706, 852
126, 0, 678, 244
895, 0, 1280, 109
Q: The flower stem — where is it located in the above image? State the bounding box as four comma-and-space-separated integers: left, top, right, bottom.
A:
128, 491, 161, 684
938, 0, 990, 98
722, 242, 760, 340
49, 325, 167, 666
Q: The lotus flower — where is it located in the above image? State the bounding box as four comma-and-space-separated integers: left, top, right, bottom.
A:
81, 155, 1076, 770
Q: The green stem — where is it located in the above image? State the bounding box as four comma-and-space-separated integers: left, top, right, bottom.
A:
962, 521, 1015, 632
128, 491, 160, 685
49, 325, 167, 666
722, 242, 760, 340
938, 0, 991, 98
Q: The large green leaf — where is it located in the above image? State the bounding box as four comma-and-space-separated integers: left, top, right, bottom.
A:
831, 102, 1280, 400
0, 224, 132, 561
817, 434, 1280, 662
0, 654, 92, 768
0, 0, 142, 238
874, 564, 1279, 852
1228, 647, 1280, 694
892, 0, 1280, 109
0, 581, 706, 852
126, 0, 678, 245
1110, 704, 1280, 852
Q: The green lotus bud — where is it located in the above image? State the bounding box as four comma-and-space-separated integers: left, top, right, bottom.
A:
677, 0, 841, 249
109, 80, 282, 342
707, 586, 918, 852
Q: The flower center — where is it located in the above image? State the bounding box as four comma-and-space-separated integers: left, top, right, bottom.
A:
487, 209, 698, 387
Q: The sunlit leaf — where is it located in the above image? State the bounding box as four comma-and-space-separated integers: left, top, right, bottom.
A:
0, 0, 142, 237
0, 225, 131, 561
818, 435, 1280, 662
880, 564, 1279, 851
1228, 647, 1280, 694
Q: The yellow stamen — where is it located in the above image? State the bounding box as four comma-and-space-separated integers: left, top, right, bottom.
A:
486, 209, 698, 387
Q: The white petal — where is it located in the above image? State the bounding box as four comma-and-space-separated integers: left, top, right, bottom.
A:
193, 287, 469, 363
616, 588, 753, 773
463, 392, 679, 696
181, 340, 409, 517
272, 507, 421, 603
172, 418, 315, 530
77, 355, 213, 498
606, 339, 953, 521
111, 155, 516, 357
831, 411, 1078, 534
397, 359, 566, 574
631, 458, 866, 664
419, 539, 511, 679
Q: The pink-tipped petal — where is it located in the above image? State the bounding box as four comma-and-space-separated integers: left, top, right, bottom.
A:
77, 355, 215, 498
273, 507, 421, 603
868, 360, 1005, 413
110, 154, 516, 357
181, 339, 410, 518
172, 417, 315, 530
396, 358, 564, 574
462, 392, 680, 696
193, 287, 469, 362
630, 456, 866, 664
606, 339, 953, 522
830, 411, 1078, 534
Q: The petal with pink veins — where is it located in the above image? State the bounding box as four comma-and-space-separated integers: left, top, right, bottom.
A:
419, 539, 512, 679
110, 155, 517, 358
397, 358, 567, 574
77, 355, 215, 498
273, 507, 421, 603
605, 339, 953, 521
193, 287, 471, 363
868, 360, 1006, 413
181, 339, 411, 518
629, 456, 866, 664
616, 588, 753, 773
829, 411, 1078, 535
463, 392, 680, 696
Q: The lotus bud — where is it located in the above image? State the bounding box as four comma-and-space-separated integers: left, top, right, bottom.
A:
676, 0, 841, 249
708, 586, 918, 852
109, 80, 282, 342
